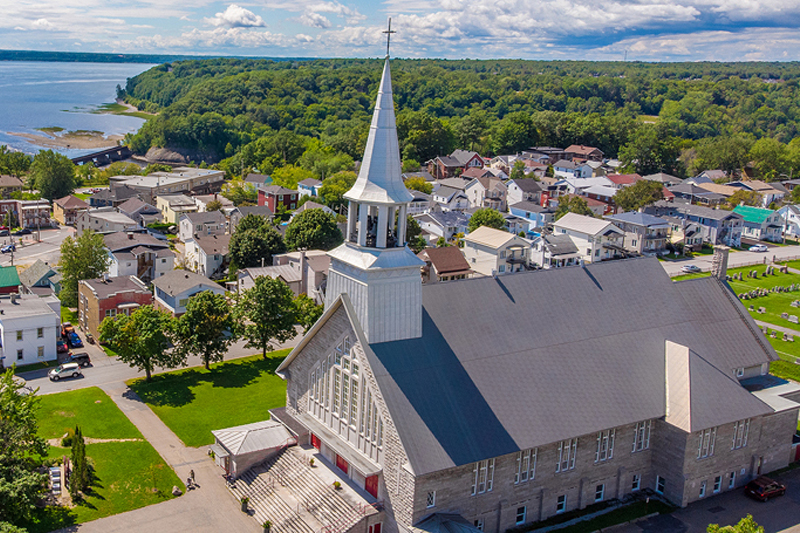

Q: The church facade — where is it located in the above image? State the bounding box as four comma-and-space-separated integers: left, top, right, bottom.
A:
275, 57, 800, 533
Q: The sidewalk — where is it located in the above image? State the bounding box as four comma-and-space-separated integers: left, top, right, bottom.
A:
57, 382, 258, 533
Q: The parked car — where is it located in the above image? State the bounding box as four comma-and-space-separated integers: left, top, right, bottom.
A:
67, 331, 83, 348
681, 264, 701, 273
61, 322, 75, 338
13, 228, 31, 236
1, 244, 15, 253
64, 352, 91, 368
749, 244, 769, 252
0, 230, 9, 237
744, 476, 786, 501
48, 362, 82, 381
56, 340, 69, 353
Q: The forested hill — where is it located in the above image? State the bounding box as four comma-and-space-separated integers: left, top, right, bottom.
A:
122, 58, 800, 179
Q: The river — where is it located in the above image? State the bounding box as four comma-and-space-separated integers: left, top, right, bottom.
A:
0, 61, 156, 157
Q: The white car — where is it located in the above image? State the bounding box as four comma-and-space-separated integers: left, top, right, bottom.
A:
681, 264, 701, 273
749, 244, 769, 252
48, 362, 82, 381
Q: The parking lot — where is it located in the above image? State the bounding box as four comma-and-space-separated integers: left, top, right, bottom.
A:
0, 226, 75, 269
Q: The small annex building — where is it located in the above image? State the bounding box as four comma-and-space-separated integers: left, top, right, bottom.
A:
211, 420, 295, 479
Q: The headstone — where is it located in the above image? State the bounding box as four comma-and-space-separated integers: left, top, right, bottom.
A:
784, 333, 790, 341
782, 312, 789, 319
758, 307, 766, 314
749, 305, 755, 311
790, 315, 799, 324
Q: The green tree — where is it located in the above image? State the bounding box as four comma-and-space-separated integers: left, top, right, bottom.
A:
618, 123, 681, 175
491, 112, 538, 155
409, 235, 427, 253
0, 146, 32, 178
70, 425, 90, 499
234, 276, 297, 359
406, 216, 422, 242
205, 199, 223, 212
555, 196, 594, 220
397, 110, 454, 163
98, 305, 180, 381
452, 110, 488, 152
0, 368, 48, 525
319, 171, 356, 213
749, 137, 787, 181
236, 213, 270, 233
174, 291, 235, 370
509, 160, 528, 180
285, 208, 342, 251
293, 293, 323, 333
271, 164, 316, 190
614, 180, 665, 212
726, 189, 762, 208
222, 180, 258, 206
229, 224, 286, 268
436, 237, 450, 247
58, 230, 110, 307
30, 150, 76, 200
468, 208, 506, 233
707, 514, 763, 533
402, 159, 421, 173
143, 163, 172, 175
404, 176, 433, 194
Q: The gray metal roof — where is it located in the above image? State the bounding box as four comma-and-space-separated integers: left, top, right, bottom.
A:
605, 211, 670, 227
212, 419, 292, 456
151, 269, 221, 296
104, 232, 170, 252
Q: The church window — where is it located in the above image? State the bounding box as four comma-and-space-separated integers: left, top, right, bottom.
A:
697, 428, 716, 459
732, 419, 749, 449
378, 419, 383, 447
333, 368, 341, 414
323, 361, 330, 408
515, 449, 537, 483
352, 363, 359, 377
595, 429, 615, 463
632, 420, 651, 452
471, 459, 495, 495
309, 370, 316, 400
341, 374, 350, 419
342, 357, 350, 371
350, 379, 358, 426
556, 439, 577, 472
344, 335, 351, 353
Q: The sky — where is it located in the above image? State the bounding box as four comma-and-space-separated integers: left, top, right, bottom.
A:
2, 0, 800, 61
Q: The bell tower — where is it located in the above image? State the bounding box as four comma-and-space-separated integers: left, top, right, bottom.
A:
325, 46, 424, 344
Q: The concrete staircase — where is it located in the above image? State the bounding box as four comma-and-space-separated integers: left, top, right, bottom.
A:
228, 447, 370, 533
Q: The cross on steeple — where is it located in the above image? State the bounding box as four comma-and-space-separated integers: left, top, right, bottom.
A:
382, 18, 396, 58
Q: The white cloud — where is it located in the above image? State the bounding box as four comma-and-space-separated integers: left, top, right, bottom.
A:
206, 4, 266, 28
298, 12, 332, 28
32, 18, 54, 29
115, 27, 285, 50
296, 33, 315, 42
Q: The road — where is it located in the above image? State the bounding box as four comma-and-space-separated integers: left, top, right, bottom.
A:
661, 243, 800, 277
0, 226, 75, 269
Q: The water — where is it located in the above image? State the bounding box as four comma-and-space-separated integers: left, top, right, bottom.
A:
0, 61, 156, 157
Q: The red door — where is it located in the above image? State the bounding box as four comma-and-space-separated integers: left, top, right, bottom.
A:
311, 434, 321, 450
335, 454, 349, 474
369, 524, 381, 533
365, 475, 379, 498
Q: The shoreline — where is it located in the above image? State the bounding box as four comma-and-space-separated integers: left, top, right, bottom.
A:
7, 130, 124, 150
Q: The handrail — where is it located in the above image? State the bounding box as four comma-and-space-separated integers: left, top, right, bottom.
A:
318, 499, 384, 533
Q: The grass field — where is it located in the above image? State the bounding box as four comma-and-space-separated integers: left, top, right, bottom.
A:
61, 307, 78, 324
128, 349, 290, 447
73, 193, 90, 201
22, 387, 183, 533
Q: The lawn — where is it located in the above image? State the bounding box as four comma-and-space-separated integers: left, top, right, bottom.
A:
23, 387, 183, 533
127, 349, 290, 447
73, 193, 90, 201
510, 499, 673, 533
61, 307, 78, 324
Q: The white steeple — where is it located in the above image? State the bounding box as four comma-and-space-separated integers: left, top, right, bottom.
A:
325, 54, 424, 344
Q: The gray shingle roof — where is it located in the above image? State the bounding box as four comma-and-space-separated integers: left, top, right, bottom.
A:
605, 211, 670, 227
182, 210, 226, 225
104, 231, 170, 252
151, 269, 220, 296
509, 179, 542, 193
542, 233, 579, 255
18, 259, 56, 288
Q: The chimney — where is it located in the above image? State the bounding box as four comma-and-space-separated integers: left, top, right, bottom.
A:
711, 245, 729, 281
127, 232, 134, 240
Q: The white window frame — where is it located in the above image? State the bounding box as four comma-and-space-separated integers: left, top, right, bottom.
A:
697, 428, 717, 459
732, 419, 750, 450
595, 484, 605, 502
632, 474, 641, 492
713, 476, 721, 493
426, 491, 436, 508
471, 459, 494, 495
515, 506, 526, 525
632, 420, 651, 452
595, 429, 615, 463
515, 449, 537, 484
729, 471, 736, 489
556, 438, 577, 473
699, 480, 706, 498
656, 475, 665, 494
473, 519, 484, 531
556, 494, 567, 513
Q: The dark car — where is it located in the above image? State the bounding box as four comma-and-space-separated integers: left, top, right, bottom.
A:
13, 228, 31, 236
1, 244, 15, 253
56, 339, 69, 353
67, 331, 83, 348
744, 476, 786, 501
0, 230, 9, 237
65, 352, 91, 368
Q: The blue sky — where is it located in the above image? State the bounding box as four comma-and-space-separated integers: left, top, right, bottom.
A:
2, 0, 800, 61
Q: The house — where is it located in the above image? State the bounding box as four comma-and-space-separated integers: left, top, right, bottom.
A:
465, 177, 508, 211
297, 178, 323, 198
104, 231, 174, 283
552, 213, 626, 263
156, 194, 198, 225
117, 197, 162, 227
210, 420, 294, 480
557, 177, 614, 196
270, 58, 800, 533
88, 185, 141, 208
431, 186, 469, 212
229, 205, 274, 232
487, 155, 518, 174
508, 201, 555, 235
194, 193, 235, 213
663, 217, 704, 250
697, 169, 727, 182
461, 167, 503, 181
0, 266, 20, 295
17, 199, 52, 229
696, 182, 739, 199
463, 226, 531, 275
605, 212, 671, 255
76, 208, 139, 236
179, 211, 227, 243
728, 180, 786, 208
781, 178, 800, 192
292, 201, 334, 219
0, 293, 60, 367
53, 195, 89, 225
667, 183, 728, 207
522, 146, 569, 164
407, 190, 432, 216
402, 170, 435, 183
274, 250, 331, 304
643, 172, 683, 186
258, 185, 298, 213
775, 205, 800, 238
18, 260, 59, 297
732, 205, 784, 242
111, 167, 225, 204
506, 179, 543, 206
185, 234, 231, 279
582, 185, 618, 207
503, 213, 530, 235
553, 160, 593, 179
238, 265, 303, 297
0, 175, 24, 198
413, 211, 470, 244
645, 201, 743, 247
427, 150, 484, 180
564, 144, 604, 161
77, 275, 152, 339
417, 247, 471, 283
152, 269, 226, 316
244, 173, 271, 189
530, 233, 583, 269
606, 174, 643, 189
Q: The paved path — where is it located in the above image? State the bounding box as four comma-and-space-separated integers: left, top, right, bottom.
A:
755, 320, 800, 338
56, 382, 258, 533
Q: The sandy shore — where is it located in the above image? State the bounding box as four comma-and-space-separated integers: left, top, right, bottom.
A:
7, 131, 124, 150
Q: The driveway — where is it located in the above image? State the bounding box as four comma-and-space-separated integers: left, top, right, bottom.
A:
661, 244, 800, 277
617, 468, 800, 533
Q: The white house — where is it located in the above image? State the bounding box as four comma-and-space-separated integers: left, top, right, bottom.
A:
552, 212, 626, 263
465, 177, 508, 211
407, 190, 431, 215
413, 211, 469, 244
508, 201, 555, 235
185, 234, 231, 279
104, 232, 175, 283
179, 211, 227, 243
297, 178, 323, 198
530, 233, 583, 269
462, 226, 531, 275
776, 205, 800, 238
431, 186, 469, 211
506, 178, 543, 206
553, 159, 593, 179
0, 294, 60, 367
76, 208, 140, 236
152, 269, 226, 316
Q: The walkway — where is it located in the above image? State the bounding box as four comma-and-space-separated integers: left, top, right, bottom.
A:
54, 383, 257, 533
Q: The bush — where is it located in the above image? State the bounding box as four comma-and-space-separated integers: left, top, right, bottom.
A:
61, 427, 75, 447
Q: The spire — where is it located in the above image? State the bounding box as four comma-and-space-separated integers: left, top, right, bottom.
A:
344, 58, 413, 205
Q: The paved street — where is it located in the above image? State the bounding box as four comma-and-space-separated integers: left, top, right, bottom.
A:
661, 244, 800, 277
0, 226, 75, 269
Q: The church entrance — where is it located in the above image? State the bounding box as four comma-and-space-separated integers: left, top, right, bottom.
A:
336, 454, 349, 474
365, 475, 379, 498
311, 434, 321, 450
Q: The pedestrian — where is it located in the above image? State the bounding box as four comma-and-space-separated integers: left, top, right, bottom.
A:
190, 469, 195, 483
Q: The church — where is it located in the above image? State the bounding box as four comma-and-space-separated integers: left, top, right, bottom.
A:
274, 56, 800, 533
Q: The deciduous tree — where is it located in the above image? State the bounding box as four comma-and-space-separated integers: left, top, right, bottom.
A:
404, 176, 433, 194
707, 514, 763, 533
319, 171, 356, 213
174, 291, 236, 370
555, 196, 594, 220
294, 294, 323, 333
726, 189, 762, 208
58, 230, 110, 307
229, 223, 286, 268
468, 208, 506, 233
285, 208, 342, 251
31, 150, 76, 200
234, 276, 297, 359
614, 180, 665, 212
